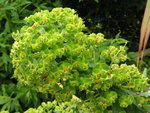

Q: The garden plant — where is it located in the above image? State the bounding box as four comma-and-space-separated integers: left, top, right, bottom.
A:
7, 8, 150, 113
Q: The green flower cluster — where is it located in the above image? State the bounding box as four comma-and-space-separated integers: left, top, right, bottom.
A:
24, 100, 91, 113
10, 8, 149, 112
96, 91, 118, 110
119, 95, 134, 108
10, 8, 105, 95
0, 111, 9, 113
111, 64, 147, 91
101, 46, 127, 63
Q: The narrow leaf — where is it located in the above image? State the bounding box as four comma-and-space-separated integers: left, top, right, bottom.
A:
137, 0, 150, 67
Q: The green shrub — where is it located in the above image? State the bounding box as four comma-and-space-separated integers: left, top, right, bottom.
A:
0, 0, 62, 112
10, 8, 149, 113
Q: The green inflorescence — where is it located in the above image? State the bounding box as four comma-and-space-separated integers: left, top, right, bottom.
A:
10, 8, 149, 113
24, 100, 92, 113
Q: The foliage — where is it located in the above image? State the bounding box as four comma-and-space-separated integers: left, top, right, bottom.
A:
0, 0, 62, 112
0, 0, 62, 79
128, 51, 150, 77
10, 8, 150, 113
0, 101, 92, 113
24, 100, 91, 113
0, 83, 52, 112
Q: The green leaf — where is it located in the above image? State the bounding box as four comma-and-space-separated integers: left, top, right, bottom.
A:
126, 104, 143, 113
4, 21, 10, 33
2, 52, 10, 65
143, 105, 150, 112
11, 99, 22, 112
52, 0, 62, 7
3, 5, 15, 10
143, 68, 147, 76
0, 96, 11, 105
115, 32, 121, 39
139, 91, 150, 97
112, 102, 121, 113
0, 0, 5, 4
1, 102, 11, 111
94, 0, 100, 3
0, 73, 7, 78
15, 0, 31, 8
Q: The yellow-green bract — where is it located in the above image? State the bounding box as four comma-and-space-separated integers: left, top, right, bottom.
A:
10, 8, 149, 112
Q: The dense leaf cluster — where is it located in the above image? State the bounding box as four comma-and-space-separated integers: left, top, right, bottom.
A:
0, 0, 62, 112
0, 83, 52, 112
10, 8, 149, 113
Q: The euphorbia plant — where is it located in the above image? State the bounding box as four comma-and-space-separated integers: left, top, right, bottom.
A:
10, 8, 149, 113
